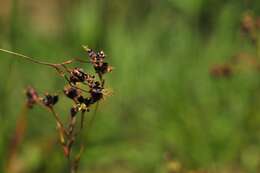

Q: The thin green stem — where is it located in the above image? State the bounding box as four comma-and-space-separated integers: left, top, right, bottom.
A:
0, 48, 56, 67
49, 107, 69, 137
84, 102, 99, 143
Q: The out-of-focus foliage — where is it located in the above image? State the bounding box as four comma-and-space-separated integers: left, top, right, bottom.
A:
1, 0, 260, 172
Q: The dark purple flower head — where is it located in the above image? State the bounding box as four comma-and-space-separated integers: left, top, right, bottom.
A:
25, 86, 39, 108
43, 93, 59, 107
64, 87, 80, 100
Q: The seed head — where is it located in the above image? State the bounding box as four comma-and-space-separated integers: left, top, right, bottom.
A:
85, 48, 112, 75
94, 62, 113, 74
89, 81, 103, 103
85, 75, 95, 87
69, 68, 88, 84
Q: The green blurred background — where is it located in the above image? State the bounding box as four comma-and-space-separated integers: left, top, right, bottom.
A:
1, 0, 260, 172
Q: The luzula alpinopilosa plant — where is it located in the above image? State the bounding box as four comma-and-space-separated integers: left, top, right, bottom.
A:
0, 46, 113, 173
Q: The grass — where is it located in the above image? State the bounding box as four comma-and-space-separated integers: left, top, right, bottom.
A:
1, 0, 260, 172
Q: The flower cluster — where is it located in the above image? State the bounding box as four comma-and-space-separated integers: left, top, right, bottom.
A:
86, 47, 113, 75
24, 46, 113, 173
26, 87, 58, 108
26, 47, 112, 111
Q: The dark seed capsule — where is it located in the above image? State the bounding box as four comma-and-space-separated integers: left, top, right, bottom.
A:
87, 48, 97, 59
87, 48, 112, 75
89, 81, 103, 103
77, 96, 85, 104
69, 75, 79, 85
97, 51, 105, 59
84, 97, 92, 106
97, 62, 109, 74
69, 68, 88, 84
85, 74, 95, 87
90, 90, 103, 103
43, 94, 59, 107
64, 87, 80, 99
94, 62, 112, 75
52, 95, 59, 105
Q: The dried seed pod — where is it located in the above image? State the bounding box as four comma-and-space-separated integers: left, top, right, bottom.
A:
89, 81, 103, 103
64, 86, 80, 100
83, 97, 92, 107
25, 86, 39, 108
69, 68, 88, 84
43, 94, 59, 107
86, 48, 97, 59
86, 48, 112, 75
77, 96, 85, 104
97, 50, 105, 59
94, 62, 113, 74
85, 75, 95, 87
77, 96, 92, 109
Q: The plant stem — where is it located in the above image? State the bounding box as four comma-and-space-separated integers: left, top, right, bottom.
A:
0, 48, 83, 80
0, 48, 57, 67
49, 107, 69, 137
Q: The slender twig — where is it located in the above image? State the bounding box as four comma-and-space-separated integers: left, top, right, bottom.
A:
84, 102, 99, 143
90, 102, 99, 129
49, 107, 69, 137
0, 48, 57, 67
73, 145, 85, 173
0, 49, 87, 73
